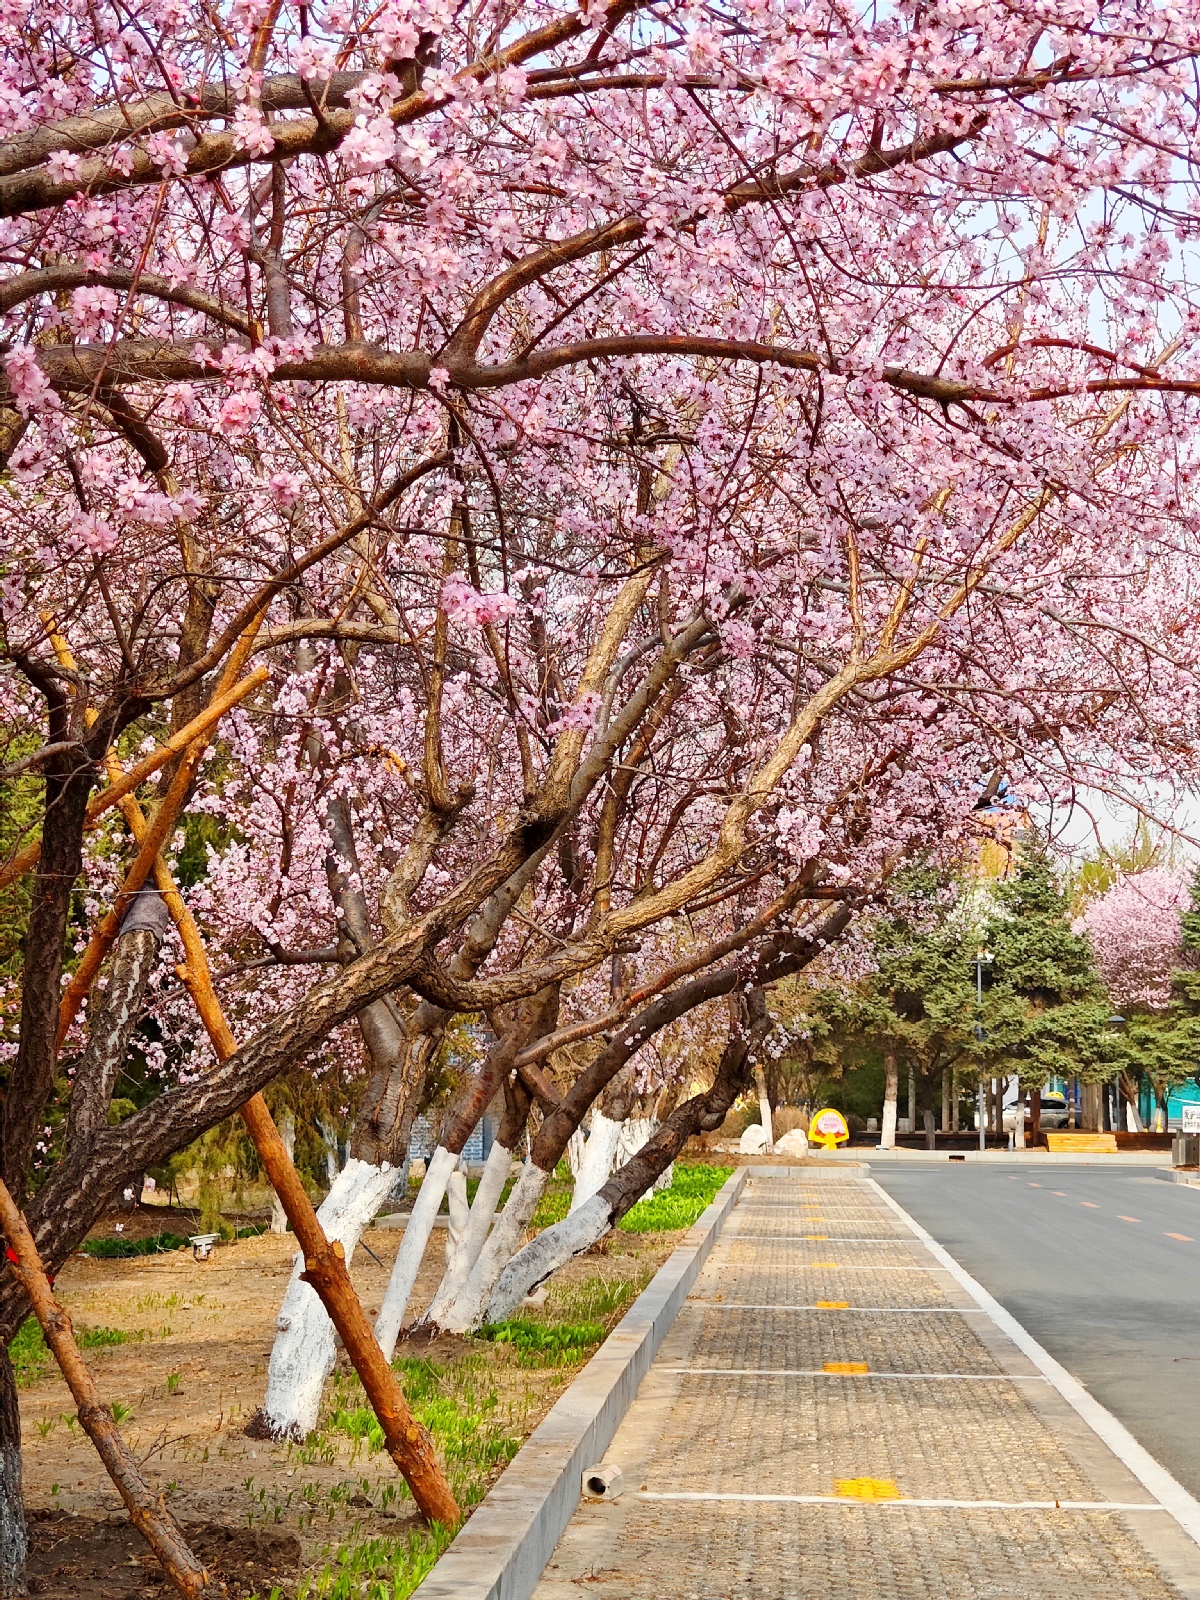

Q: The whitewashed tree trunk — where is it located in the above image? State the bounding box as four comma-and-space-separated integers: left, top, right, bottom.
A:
422, 1139, 513, 1326
569, 1113, 623, 1213
566, 1126, 587, 1180
615, 1118, 671, 1192
437, 1163, 549, 1334
262, 1157, 396, 1439
880, 1055, 898, 1150
268, 1109, 295, 1235
374, 1144, 457, 1359
487, 1194, 612, 1324
317, 1117, 341, 1188
445, 1162, 469, 1266
753, 1063, 774, 1153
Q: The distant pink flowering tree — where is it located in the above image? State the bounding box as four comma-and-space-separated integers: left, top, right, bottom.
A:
1083, 869, 1190, 1012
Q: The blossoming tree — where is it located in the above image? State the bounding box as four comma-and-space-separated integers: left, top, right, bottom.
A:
5, 0, 1200, 1585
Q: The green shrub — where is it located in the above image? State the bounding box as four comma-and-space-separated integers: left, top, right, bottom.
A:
80, 1232, 189, 1258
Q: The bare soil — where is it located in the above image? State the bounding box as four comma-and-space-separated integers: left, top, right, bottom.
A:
17, 1205, 669, 1598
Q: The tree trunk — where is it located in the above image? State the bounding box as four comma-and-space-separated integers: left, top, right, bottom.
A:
0, 1350, 25, 1599
445, 1162, 469, 1266
1081, 1081, 1101, 1132
5, 761, 93, 1203
317, 1119, 341, 1189
565, 1127, 586, 1179
907, 1067, 916, 1134
1119, 1073, 1144, 1133
268, 1110, 296, 1236
1029, 1086, 1042, 1145
438, 1162, 550, 1334
950, 1069, 959, 1132
0, 1180, 218, 1598
754, 1062, 774, 1152
484, 1004, 765, 1325
941, 1070, 950, 1134
423, 1139, 511, 1325
569, 1113, 624, 1213
68, 891, 170, 1150
422, 1080, 528, 1327
880, 1054, 898, 1149
260, 1156, 398, 1439
615, 1118, 670, 1192
1013, 1092, 1025, 1149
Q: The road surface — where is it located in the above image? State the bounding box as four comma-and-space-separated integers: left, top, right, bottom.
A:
873, 1163, 1200, 1499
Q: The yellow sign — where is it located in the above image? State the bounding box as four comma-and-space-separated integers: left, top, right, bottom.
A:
808, 1107, 850, 1148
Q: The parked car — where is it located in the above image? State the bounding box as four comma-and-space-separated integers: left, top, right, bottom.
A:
1002, 1091, 1070, 1132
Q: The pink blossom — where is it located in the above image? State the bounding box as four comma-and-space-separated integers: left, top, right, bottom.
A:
45, 149, 82, 185
4, 345, 60, 418
440, 572, 517, 629
217, 389, 263, 437
1082, 869, 1189, 1011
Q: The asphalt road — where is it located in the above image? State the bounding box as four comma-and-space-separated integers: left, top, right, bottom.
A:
872, 1164, 1200, 1499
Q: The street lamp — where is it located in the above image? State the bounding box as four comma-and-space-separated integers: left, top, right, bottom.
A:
974, 949, 994, 1152
1107, 1015, 1125, 1133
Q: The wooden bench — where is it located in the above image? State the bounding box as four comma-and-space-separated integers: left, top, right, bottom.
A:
1045, 1132, 1118, 1154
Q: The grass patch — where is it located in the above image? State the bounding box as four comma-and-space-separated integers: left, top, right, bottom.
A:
530, 1186, 571, 1229
9, 1319, 130, 1387
544, 1270, 649, 1325
297, 1525, 456, 1600
327, 1355, 522, 1510
319, 1355, 524, 1595
80, 1231, 189, 1258
619, 1164, 732, 1233
475, 1318, 604, 1365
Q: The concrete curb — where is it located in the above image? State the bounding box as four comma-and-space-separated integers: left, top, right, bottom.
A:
1155, 1168, 1200, 1188
411, 1166, 748, 1600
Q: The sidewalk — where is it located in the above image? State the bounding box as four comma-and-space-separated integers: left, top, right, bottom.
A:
533, 1170, 1200, 1600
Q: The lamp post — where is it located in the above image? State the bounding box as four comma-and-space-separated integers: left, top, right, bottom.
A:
1107, 1015, 1125, 1132
974, 949, 994, 1152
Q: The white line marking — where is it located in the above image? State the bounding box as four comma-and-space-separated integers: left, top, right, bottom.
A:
664, 1367, 1044, 1381
726, 1264, 949, 1272
637, 1491, 1167, 1511
868, 1177, 1200, 1550
688, 1301, 990, 1314
726, 1234, 908, 1243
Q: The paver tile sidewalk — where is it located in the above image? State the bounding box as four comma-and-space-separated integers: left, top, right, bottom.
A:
533, 1171, 1196, 1600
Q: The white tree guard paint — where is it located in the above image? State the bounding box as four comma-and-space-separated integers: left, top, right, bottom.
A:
569, 1113, 623, 1213
566, 1126, 587, 1180
438, 1163, 549, 1334
423, 1139, 513, 1326
614, 1118, 672, 1192
318, 1118, 341, 1188
445, 1163, 469, 1266
754, 1063, 775, 1153
486, 1194, 612, 1323
374, 1143, 457, 1359
268, 1109, 296, 1235
262, 1156, 395, 1439
880, 1057, 898, 1149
